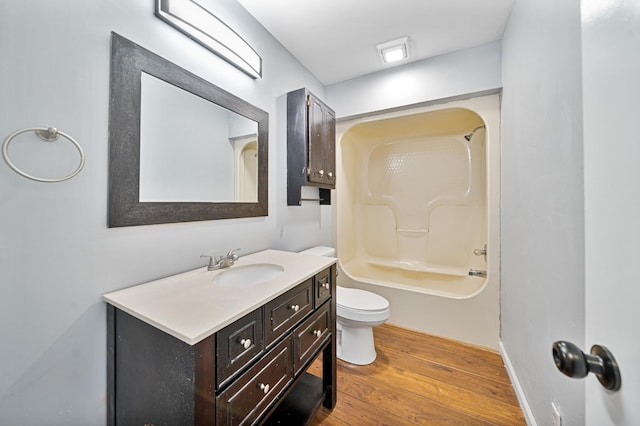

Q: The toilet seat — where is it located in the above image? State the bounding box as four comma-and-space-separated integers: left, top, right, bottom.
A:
337, 286, 390, 323
337, 286, 389, 311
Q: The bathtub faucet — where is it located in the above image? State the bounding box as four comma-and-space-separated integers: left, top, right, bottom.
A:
201, 249, 241, 271
469, 269, 487, 278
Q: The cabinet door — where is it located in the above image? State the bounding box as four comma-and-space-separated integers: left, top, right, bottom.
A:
216, 337, 293, 426
292, 303, 331, 373
324, 107, 336, 185
307, 95, 326, 185
307, 95, 335, 186
264, 279, 313, 346
216, 309, 264, 389
314, 267, 332, 307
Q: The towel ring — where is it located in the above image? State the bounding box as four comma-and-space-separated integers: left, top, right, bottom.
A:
2, 126, 85, 183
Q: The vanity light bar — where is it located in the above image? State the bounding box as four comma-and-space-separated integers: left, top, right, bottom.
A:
156, 0, 262, 78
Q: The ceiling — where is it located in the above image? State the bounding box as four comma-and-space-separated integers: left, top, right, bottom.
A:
238, 0, 516, 85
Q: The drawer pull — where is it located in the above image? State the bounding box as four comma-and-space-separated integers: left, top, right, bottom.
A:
312, 329, 322, 338
290, 304, 300, 312
322, 282, 330, 290
258, 383, 270, 394
240, 338, 252, 349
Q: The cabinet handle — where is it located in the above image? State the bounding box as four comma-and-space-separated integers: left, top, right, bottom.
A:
240, 338, 251, 349
312, 329, 322, 338
323, 282, 330, 290
319, 169, 324, 176
290, 304, 300, 312
258, 383, 270, 394
328, 171, 333, 178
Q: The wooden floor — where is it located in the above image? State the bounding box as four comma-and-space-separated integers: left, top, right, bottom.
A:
307, 324, 525, 426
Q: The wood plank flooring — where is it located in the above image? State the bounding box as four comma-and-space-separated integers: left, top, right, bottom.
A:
307, 324, 525, 426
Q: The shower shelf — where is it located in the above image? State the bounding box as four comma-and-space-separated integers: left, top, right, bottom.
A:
368, 259, 469, 277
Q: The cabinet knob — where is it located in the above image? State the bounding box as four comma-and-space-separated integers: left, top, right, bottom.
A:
258, 383, 270, 394
240, 338, 251, 349
312, 329, 322, 338
319, 169, 324, 176
290, 304, 300, 312
323, 282, 330, 290
328, 171, 333, 178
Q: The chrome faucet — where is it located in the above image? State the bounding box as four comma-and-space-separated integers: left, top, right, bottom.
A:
469, 269, 487, 278
201, 249, 240, 271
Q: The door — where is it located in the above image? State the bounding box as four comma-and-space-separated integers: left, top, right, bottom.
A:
582, 0, 640, 424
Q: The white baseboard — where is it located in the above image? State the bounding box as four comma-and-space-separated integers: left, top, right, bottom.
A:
499, 341, 537, 426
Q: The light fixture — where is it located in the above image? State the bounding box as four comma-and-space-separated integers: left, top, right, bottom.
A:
376, 36, 410, 64
155, 0, 262, 78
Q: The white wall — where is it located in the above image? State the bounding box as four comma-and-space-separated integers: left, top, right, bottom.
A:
500, 0, 585, 424
326, 41, 502, 118
0, 0, 331, 423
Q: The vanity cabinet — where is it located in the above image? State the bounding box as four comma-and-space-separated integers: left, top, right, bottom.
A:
287, 88, 336, 206
106, 264, 336, 426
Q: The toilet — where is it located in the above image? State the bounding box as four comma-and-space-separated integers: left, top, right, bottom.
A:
299, 246, 390, 365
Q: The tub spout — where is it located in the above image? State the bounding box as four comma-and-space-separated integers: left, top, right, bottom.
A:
469, 269, 487, 278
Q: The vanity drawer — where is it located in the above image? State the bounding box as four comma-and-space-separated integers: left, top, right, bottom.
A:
314, 267, 332, 307
293, 303, 331, 373
264, 279, 313, 346
216, 309, 264, 389
216, 337, 293, 426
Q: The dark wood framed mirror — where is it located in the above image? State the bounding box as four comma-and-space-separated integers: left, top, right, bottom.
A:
108, 32, 268, 227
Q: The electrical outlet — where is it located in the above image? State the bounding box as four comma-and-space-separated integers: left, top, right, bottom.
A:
552, 402, 562, 426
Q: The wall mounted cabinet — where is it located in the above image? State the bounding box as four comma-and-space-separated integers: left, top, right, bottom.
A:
287, 88, 336, 206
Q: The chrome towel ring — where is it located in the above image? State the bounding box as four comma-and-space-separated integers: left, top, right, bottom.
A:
2, 126, 85, 182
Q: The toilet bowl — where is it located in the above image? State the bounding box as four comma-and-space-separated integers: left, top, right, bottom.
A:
299, 246, 391, 365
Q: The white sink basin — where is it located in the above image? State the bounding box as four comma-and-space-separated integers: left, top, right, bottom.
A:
212, 263, 284, 287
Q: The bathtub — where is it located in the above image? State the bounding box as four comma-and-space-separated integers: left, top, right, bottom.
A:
334, 94, 500, 349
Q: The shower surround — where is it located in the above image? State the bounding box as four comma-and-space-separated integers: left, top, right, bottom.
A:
334, 95, 500, 349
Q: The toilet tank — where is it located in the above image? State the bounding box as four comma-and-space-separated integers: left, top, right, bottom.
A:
299, 246, 336, 257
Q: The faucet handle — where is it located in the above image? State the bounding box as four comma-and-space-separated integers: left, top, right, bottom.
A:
200, 255, 215, 268
228, 248, 241, 260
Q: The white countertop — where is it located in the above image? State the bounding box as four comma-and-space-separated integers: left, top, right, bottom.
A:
103, 249, 336, 345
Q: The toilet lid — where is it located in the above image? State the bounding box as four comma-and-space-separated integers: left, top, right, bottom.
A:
337, 287, 389, 311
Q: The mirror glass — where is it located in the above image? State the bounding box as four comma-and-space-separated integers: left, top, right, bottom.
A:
139, 72, 258, 202
108, 33, 268, 227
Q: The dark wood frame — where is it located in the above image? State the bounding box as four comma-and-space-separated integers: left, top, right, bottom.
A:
108, 32, 268, 227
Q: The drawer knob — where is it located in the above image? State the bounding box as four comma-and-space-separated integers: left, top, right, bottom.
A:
290, 304, 300, 312
240, 338, 251, 349
323, 282, 330, 290
328, 171, 333, 178
258, 383, 270, 394
313, 329, 322, 338
319, 169, 324, 176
